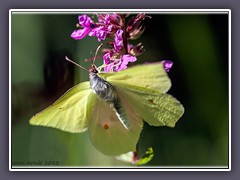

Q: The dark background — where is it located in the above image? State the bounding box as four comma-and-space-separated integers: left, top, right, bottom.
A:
11, 12, 229, 167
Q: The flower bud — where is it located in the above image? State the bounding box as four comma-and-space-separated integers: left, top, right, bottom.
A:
130, 42, 145, 56
97, 14, 120, 26
119, 14, 130, 19
126, 13, 151, 40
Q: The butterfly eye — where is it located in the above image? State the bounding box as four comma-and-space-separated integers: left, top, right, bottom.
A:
90, 68, 98, 74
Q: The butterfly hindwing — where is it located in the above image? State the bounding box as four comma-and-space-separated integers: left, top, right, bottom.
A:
87, 89, 143, 156
114, 86, 184, 127
30, 82, 93, 133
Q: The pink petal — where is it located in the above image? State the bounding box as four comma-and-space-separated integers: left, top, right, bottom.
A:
122, 54, 137, 62
78, 15, 92, 27
103, 52, 111, 64
104, 62, 114, 72
161, 60, 173, 72
71, 28, 91, 40
114, 29, 123, 52
89, 26, 109, 42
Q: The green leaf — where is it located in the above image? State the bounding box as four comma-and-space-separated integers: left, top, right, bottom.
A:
115, 147, 154, 165
136, 147, 154, 165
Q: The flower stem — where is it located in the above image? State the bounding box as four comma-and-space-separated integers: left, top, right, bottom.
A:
121, 16, 128, 54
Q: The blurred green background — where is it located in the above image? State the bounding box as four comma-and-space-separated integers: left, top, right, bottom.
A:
11, 12, 229, 167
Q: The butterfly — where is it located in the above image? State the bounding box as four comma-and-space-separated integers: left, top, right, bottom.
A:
29, 60, 184, 156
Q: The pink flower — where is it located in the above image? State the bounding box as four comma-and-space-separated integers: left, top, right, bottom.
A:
114, 29, 123, 52
161, 60, 173, 72
71, 15, 95, 40
103, 52, 137, 72
114, 55, 137, 71
78, 14, 92, 27
71, 28, 92, 40
98, 14, 119, 26
103, 52, 112, 65
71, 14, 112, 42
103, 29, 137, 72
70, 14, 149, 72
89, 25, 112, 42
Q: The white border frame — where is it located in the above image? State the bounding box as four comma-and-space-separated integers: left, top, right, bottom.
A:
9, 9, 231, 171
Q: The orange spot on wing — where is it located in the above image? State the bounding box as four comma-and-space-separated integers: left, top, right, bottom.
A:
103, 124, 109, 130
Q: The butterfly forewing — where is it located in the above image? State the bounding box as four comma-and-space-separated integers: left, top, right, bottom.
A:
30, 82, 93, 133
99, 62, 172, 94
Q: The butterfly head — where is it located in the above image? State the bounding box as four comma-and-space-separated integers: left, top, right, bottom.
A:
89, 64, 98, 74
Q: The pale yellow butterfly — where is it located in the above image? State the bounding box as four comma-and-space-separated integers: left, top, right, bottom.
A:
30, 58, 184, 155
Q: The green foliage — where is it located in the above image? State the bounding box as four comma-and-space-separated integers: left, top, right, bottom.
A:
136, 147, 154, 166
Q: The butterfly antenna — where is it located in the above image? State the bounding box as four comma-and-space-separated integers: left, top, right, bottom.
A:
65, 56, 88, 72
92, 43, 103, 65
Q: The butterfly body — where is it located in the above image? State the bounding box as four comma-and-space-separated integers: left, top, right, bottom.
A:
89, 65, 130, 129
89, 66, 117, 103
